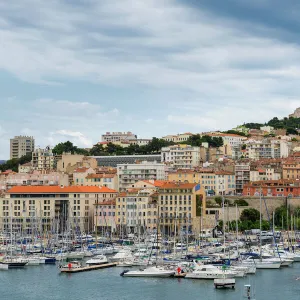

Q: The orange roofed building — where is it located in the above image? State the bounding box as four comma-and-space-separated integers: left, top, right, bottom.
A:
157, 182, 206, 234
2, 186, 118, 232
243, 180, 300, 197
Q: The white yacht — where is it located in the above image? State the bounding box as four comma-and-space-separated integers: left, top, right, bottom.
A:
241, 257, 281, 269
111, 250, 134, 262
86, 255, 108, 266
121, 266, 175, 278
185, 265, 237, 279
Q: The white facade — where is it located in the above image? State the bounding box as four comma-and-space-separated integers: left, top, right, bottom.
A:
161, 145, 201, 169
250, 169, 281, 182
244, 139, 290, 160
32, 147, 55, 171
117, 161, 166, 191
10, 136, 35, 159
260, 126, 274, 133
101, 132, 137, 143
128, 139, 152, 146
162, 133, 193, 143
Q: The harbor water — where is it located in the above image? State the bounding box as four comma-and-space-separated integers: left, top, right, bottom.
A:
1, 263, 300, 300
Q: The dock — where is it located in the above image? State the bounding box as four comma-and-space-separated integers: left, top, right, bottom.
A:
60, 263, 117, 273
214, 278, 235, 289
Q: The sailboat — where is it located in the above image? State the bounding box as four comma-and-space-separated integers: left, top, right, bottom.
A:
1, 205, 28, 268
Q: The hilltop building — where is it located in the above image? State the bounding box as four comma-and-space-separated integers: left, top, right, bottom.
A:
161, 144, 201, 169
10, 136, 35, 159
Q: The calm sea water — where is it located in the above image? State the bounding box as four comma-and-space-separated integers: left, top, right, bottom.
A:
1, 263, 300, 300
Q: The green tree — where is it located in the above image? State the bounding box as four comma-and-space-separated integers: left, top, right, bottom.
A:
214, 196, 222, 206
240, 208, 260, 222
89, 144, 107, 156
52, 141, 77, 155
234, 199, 249, 207
0, 153, 32, 172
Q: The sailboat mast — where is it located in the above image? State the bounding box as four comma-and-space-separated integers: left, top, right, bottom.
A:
259, 187, 262, 258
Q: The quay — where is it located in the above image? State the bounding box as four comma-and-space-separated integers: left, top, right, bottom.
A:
60, 263, 117, 273
214, 278, 235, 289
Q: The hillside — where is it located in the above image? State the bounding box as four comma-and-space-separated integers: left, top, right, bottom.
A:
243, 115, 300, 135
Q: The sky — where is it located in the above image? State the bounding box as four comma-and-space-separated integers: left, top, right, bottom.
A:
1, 0, 300, 159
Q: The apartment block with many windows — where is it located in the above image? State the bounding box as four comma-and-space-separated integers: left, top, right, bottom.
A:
1, 186, 117, 233
10, 136, 35, 159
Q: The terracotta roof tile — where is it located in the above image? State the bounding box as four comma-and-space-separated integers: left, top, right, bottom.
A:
159, 182, 197, 189
7, 185, 117, 194
86, 174, 115, 179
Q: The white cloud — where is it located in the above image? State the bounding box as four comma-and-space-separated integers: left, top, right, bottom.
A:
0, 0, 300, 157
49, 130, 93, 148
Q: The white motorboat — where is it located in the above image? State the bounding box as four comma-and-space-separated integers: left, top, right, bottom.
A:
121, 266, 175, 277
111, 250, 134, 262
86, 255, 108, 265
242, 257, 281, 269
59, 260, 82, 272
92, 247, 114, 255
117, 259, 134, 267
1, 257, 28, 268
26, 257, 41, 266
185, 265, 237, 280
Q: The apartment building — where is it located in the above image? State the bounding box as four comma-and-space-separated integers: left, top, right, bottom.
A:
117, 161, 167, 191
32, 147, 55, 171
73, 167, 96, 185
157, 182, 206, 235
208, 133, 247, 148
250, 168, 281, 181
168, 169, 235, 196
1, 186, 118, 232
94, 200, 116, 234
161, 144, 201, 169
235, 162, 251, 194
101, 132, 137, 143
244, 139, 290, 160
162, 133, 193, 143
282, 159, 300, 180
0, 171, 69, 192
243, 180, 300, 197
85, 173, 118, 190
92, 154, 161, 167
10, 136, 35, 159
128, 139, 152, 146
115, 190, 158, 234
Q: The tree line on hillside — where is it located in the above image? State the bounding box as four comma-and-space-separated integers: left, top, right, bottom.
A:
52, 135, 224, 156
244, 116, 300, 135
0, 153, 32, 172
0, 136, 224, 172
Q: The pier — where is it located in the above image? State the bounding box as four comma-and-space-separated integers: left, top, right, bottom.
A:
60, 263, 117, 273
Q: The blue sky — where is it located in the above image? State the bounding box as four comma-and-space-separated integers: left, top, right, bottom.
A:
0, 0, 299, 159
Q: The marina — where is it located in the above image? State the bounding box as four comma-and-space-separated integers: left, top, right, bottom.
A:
0, 260, 300, 300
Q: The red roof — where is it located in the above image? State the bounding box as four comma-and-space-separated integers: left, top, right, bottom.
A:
86, 174, 115, 179
159, 182, 197, 189
74, 167, 89, 173
142, 180, 168, 187
7, 186, 117, 194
